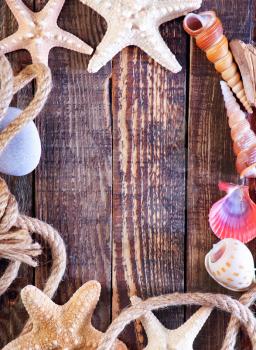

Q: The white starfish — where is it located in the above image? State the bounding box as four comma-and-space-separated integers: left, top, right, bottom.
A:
131, 296, 212, 350
80, 0, 202, 73
0, 0, 93, 66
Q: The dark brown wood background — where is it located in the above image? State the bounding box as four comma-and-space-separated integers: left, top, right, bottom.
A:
0, 0, 255, 349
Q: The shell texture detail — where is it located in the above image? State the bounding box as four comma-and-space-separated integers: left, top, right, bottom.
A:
0, 0, 93, 65
230, 39, 256, 107
183, 11, 252, 113
209, 182, 256, 243
2, 281, 127, 350
131, 296, 212, 350
80, 0, 202, 73
205, 238, 255, 291
221, 81, 256, 178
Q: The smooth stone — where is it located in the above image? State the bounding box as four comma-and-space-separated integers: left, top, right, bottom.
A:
0, 107, 41, 176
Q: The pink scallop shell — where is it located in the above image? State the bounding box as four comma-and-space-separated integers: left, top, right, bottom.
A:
209, 182, 256, 243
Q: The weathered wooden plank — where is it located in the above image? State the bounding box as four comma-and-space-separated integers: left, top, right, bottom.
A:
112, 19, 188, 348
187, 1, 255, 349
0, 0, 34, 346
34, 0, 112, 333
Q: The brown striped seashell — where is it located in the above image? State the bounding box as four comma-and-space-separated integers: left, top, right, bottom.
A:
234, 130, 256, 154
236, 151, 248, 174
221, 81, 256, 178
183, 11, 252, 113
240, 145, 256, 178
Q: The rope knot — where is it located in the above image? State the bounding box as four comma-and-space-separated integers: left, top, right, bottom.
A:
0, 178, 41, 266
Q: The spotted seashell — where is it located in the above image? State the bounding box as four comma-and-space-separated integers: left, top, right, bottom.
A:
205, 238, 255, 291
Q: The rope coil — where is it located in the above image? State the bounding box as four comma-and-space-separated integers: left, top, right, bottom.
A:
0, 180, 41, 268
0, 55, 52, 152
0, 177, 67, 301
98, 291, 256, 350
0, 55, 66, 334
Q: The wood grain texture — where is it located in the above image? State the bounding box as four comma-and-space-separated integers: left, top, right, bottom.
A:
187, 1, 255, 349
111, 18, 187, 349
0, 0, 34, 346
34, 0, 113, 333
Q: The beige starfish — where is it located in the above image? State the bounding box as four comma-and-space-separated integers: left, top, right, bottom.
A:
80, 0, 202, 73
3, 281, 127, 350
0, 0, 93, 65
131, 296, 212, 350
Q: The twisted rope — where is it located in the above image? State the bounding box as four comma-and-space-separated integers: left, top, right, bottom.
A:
97, 292, 256, 350
0, 55, 66, 336
0, 178, 66, 301
17, 214, 67, 335
0, 54, 66, 295
221, 285, 256, 350
0, 55, 52, 151
0, 56, 13, 119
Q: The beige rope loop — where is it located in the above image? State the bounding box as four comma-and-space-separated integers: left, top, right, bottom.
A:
0, 55, 64, 296
221, 284, 256, 350
16, 215, 67, 335
0, 178, 41, 296
16, 215, 67, 301
0, 55, 52, 152
97, 292, 256, 350
0, 54, 65, 334
0, 179, 18, 232
0, 56, 13, 120
0, 177, 66, 334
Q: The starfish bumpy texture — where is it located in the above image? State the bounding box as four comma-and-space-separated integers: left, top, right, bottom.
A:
3, 281, 127, 350
0, 0, 93, 66
80, 0, 202, 73
131, 296, 212, 350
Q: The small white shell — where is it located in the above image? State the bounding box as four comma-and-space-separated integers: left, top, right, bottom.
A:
205, 238, 255, 291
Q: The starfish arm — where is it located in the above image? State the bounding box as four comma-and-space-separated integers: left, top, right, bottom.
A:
167, 307, 212, 349
53, 28, 93, 55
0, 31, 25, 55
153, 0, 202, 25
2, 332, 40, 350
131, 297, 168, 350
21, 285, 59, 323
88, 26, 131, 73
136, 29, 182, 73
62, 280, 101, 331
79, 0, 112, 19
152, 0, 202, 10
25, 41, 52, 65
39, 0, 65, 22
5, 0, 33, 25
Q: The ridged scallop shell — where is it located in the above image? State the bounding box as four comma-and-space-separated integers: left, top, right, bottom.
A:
221, 81, 256, 178
183, 11, 252, 113
205, 238, 255, 291
209, 182, 256, 243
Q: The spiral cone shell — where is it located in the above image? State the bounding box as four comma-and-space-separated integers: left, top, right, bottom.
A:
183, 11, 252, 113
220, 81, 256, 178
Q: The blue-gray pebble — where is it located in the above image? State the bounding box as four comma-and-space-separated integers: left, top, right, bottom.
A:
0, 107, 41, 176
